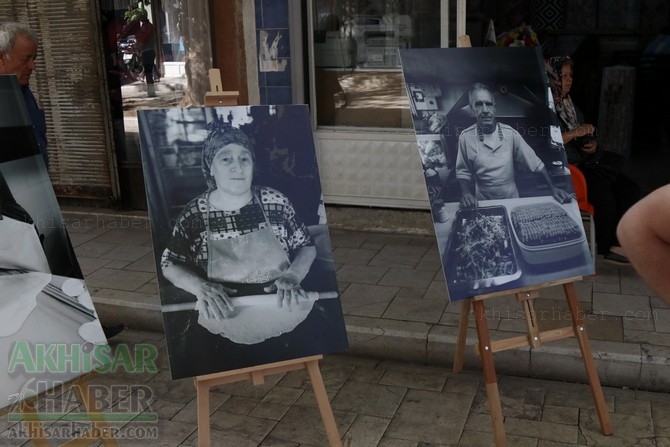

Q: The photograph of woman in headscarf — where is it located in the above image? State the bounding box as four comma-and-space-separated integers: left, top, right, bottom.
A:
139, 105, 348, 379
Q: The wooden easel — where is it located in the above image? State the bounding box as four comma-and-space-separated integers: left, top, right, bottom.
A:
0, 372, 119, 447
452, 277, 613, 446
204, 68, 239, 106
194, 355, 342, 447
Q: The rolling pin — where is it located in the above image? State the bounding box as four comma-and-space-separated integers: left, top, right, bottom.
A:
161, 290, 338, 313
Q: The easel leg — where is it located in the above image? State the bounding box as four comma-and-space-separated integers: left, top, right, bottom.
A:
563, 283, 613, 435
196, 379, 211, 447
20, 400, 49, 447
453, 299, 471, 373
71, 379, 120, 447
472, 300, 506, 447
306, 360, 343, 447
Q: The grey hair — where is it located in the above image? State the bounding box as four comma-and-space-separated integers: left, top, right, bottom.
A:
468, 82, 495, 107
0, 22, 38, 56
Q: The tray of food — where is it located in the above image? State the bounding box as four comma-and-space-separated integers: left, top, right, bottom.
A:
445, 205, 521, 292
509, 202, 585, 264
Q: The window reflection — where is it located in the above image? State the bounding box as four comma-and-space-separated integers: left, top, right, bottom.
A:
312, 0, 441, 128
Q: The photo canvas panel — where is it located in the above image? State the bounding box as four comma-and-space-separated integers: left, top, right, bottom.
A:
0, 76, 109, 412
138, 105, 348, 379
399, 47, 595, 302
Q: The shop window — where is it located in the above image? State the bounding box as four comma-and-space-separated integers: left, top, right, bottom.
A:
311, 0, 441, 128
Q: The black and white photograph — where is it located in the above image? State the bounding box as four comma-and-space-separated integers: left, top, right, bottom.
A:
0, 76, 108, 412
138, 104, 349, 379
399, 47, 594, 301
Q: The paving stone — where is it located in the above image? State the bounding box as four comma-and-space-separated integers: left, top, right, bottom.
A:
653, 308, 670, 333
85, 267, 154, 291
383, 295, 447, 324
332, 247, 380, 265
330, 381, 406, 418
101, 244, 154, 262
268, 405, 355, 446
378, 367, 447, 392
505, 417, 579, 443
579, 411, 655, 446
378, 268, 436, 289
125, 253, 159, 273
336, 264, 389, 285
249, 386, 303, 421
74, 240, 118, 258
541, 404, 579, 425
592, 292, 651, 317
384, 389, 473, 444
341, 414, 391, 447
340, 283, 399, 317
369, 244, 431, 268
208, 410, 278, 444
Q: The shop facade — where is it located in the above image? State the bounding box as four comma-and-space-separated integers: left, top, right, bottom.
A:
3, 1, 668, 209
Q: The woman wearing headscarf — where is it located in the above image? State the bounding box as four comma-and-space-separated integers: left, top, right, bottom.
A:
161, 118, 317, 322
546, 56, 641, 265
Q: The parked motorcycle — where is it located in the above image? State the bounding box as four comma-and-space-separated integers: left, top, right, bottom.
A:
117, 35, 144, 84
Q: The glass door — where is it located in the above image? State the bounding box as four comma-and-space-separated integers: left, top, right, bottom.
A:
308, 0, 444, 129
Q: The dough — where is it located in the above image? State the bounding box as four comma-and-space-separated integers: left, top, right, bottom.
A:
198, 298, 315, 345
0, 272, 52, 337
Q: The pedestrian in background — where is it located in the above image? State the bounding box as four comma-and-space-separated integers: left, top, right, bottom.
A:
0, 22, 48, 166
121, 10, 157, 97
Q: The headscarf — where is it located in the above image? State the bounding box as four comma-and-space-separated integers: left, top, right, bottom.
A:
202, 116, 255, 191
546, 56, 580, 131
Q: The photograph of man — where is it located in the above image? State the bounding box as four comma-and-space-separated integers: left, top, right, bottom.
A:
399, 47, 594, 302
456, 82, 572, 208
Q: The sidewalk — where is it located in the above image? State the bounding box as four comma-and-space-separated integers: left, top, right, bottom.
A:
58, 207, 670, 395
2, 206, 657, 445
4, 322, 670, 445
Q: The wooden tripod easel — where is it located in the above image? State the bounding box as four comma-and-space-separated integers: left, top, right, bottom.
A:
0, 372, 119, 447
194, 355, 342, 447
452, 277, 613, 446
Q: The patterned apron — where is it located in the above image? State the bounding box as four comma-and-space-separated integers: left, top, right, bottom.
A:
198, 191, 314, 345
204, 191, 290, 285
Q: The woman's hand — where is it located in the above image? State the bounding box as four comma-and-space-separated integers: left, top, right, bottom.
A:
194, 281, 236, 320
264, 273, 307, 310
563, 124, 596, 145
575, 124, 595, 137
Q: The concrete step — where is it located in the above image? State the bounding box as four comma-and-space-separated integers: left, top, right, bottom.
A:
91, 289, 657, 392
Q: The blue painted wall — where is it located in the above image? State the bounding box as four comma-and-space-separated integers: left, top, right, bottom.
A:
255, 0, 293, 105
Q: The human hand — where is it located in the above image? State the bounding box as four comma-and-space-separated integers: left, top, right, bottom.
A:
194, 281, 236, 320
576, 124, 595, 137
552, 187, 573, 204
460, 193, 478, 209
264, 273, 307, 310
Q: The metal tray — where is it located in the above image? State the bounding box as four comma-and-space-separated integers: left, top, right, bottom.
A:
444, 205, 522, 293
509, 202, 586, 265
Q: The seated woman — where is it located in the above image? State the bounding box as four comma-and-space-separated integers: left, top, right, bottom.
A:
546, 56, 641, 265
161, 118, 317, 325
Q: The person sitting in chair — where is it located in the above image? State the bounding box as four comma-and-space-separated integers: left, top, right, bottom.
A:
546, 56, 640, 265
